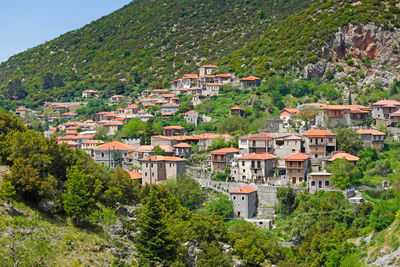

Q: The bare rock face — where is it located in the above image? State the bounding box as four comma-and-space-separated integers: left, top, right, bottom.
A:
323, 23, 400, 62
304, 60, 327, 80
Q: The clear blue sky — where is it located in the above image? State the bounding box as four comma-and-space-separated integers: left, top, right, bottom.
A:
0, 0, 131, 63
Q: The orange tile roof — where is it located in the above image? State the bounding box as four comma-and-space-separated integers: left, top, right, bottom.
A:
140, 155, 186, 162
183, 74, 199, 79
239, 132, 273, 141
356, 129, 385, 136
201, 65, 218, 68
327, 152, 359, 162
303, 129, 336, 137
94, 141, 135, 151
126, 170, 142, 180
215, 73, 232, 78
238, 153, 276, 160
230, 186, 257, 194
161, 103, 180, 108
372, 100, 400, 107
163, 125, 185, 130
230, 106, 244, 110
200, 75, 216, 78
205, 83, 222, 86
82, 140, 104, 144
104, 120, 123, 126
280, 108, 299, 114
126, 104, 139, 109
283, 134, 302, 141
173, 142, 192, 148
194, 133, 232, 140
284, 153, 310, 161
240, 76, 260, 81
185, 110, 198, 114
62, 112, 77, 116
16, 107, 26, 111
210, 147, 239, 155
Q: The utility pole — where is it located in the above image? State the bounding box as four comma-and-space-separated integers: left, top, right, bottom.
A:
353, 205, 357, 236
149, 157, 152, 191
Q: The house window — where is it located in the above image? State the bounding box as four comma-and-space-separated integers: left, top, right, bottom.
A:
325, 181, 330, 186
315, 154, 318, 158
169, 163, 172, 167
145, 172, 147, 176
292, 149, 295, 152
242, 197, 245, 200
146, 163, 148, 168
233, 196, 236, 200
101, 152, 104, 157
311, 181, 315, 186
242, 161, 245, 166
328, 138, 333, 143
243, 169, 245, 173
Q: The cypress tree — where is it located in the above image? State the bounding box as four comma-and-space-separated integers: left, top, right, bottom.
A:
136, 190, 175, 266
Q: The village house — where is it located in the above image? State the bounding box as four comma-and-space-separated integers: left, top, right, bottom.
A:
109, 95, 126, 103
103, 120, 123, 136
126, 170, 142, 185
194, 133, 232, 151
125, 145, 175, 166
327, 152, 360, 165
163, 125, 185, 136
372, 100, 400, 123
182, 74, 199, 88
214, 73, 234, 84
210, 147, 239, 173
82, 89, 98, 98
151, 89, 168, 95
230, 106, 245, 117
303, 129, 337, 160
53, 104, 69, 113
61, 112, 77, 121
315, 105, 371, 128
357, 129, 386, 151
140, 155, 186, 185
15, 107, 34, 119
82, 140, 105, 157
236, 153, 276, 183
184, 110, 199, 126
199, 75, 215, 85
307, 171, 333, 193
239, 133, 274, 155
230, 186, 257, 219
160, 103, 179, 114
173, 143, 192, 158
124, 104, 139, 114
94, 141, 135, 169
203, 83, 221, 96
283, 153, 310, 185
274, 134, 302, 161
199, 65, 218, 76
240, 76, 261, 89
389, 110, 400, 126
280, 108, 299, 129
151, 135, 178, 146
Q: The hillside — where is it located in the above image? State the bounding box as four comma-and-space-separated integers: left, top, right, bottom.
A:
0, 0, 314, 103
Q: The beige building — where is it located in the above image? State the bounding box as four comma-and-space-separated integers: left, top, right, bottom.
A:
240, 76, 261, 89
103, 120, 123, 136
303, 129, 336, 160
94, 141, 135, 169
199, 65, 218, 76
163, 125, 185, 136
239, 133, 274, 155
184, 110, 199, 126
82, 89, 98, 98
173, 143, 192, 158
315, 105, 371, 128
210, 147, 239, 173
140, 155, 186, 185
307, 172, 333, 193
283, 153, 310, 185
357, 129, 385, 151
236, 153, 276, 183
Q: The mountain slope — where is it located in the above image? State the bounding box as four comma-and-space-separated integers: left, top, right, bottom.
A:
0, 0, 314, 102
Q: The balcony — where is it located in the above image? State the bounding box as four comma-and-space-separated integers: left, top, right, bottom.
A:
286, 165, 304, 169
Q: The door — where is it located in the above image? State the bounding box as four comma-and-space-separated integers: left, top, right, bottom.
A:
292, 177, 296, 184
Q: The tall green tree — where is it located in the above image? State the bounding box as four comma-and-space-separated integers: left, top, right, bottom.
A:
136, 190, 176, 265
103, 168, 140, 205
42, 72, 54, 90
63, 165, 94, 222
336, 127, 363, 155
276, 187, 295, 215
164, 174, 203, 210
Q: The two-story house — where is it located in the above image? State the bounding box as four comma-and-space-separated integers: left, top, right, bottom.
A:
357, 129, 385, 151
236, 153, 276, 183
184, 110, 199, 126
280, 108, 299, 129
140, 155, 186, 185
372, 100, 400, 124
240, 76, 261, 89
283, 153, 310, 185
163, 125, 185, 136
199, 65, 218, 76
315, 105, 371, 128
230, 106, 245, 117
94, 141, 135, 169
239, 133, 274, 155
210, 147, 239, 173
303, 129, 336, 160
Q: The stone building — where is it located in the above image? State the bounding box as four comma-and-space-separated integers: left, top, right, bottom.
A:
199, 65, 218, 76
372, 100, 400, 123
315, 105, 371, 128
103, 120, 123, 136
173, 143, 192, 158
140, 155, 186, 185
236, 153, 276, 183
210, 147, 239, 173
240, 76, 261, 89
230, 186, 257, 219
280, 108, 299, 129
82, 140, 104, 157
163, 125, 185, 136
184, 110, 199, 126
307, 171, 333, 193
303, 129, 336, 160
94, 141, 135, 169
357, 129, 385, 151
239, 133, 274, 155
274, 134, 302, 162
82, 89, 98, 98
283, 153, 310, 185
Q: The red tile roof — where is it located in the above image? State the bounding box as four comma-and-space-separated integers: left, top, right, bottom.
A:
205, 83, 222, 86
303, 129, 336, 137
82, 140, 104, 144
238, 153, 276, 160
284, 153, 310, 161
215, 73, 232, 78
126, 104, 139, 109
230, 186, 257, 194
240, 76, 260, 81
183, 74, 199, 79
356, 129, 385, 136
94, 141, 135, 151
126, 170, 142, 180
201, 65, 218, 68
210, 147, 239, 155
185, 110, 198, 114
163, 125, 185, 130
103, 120, 123, 126
173, 142, 192, 148
280, 108, 299, 114
372, 100, 400, 107
230, 106, 244, 110
239, 132, 273, 141
327, 152, 359, 162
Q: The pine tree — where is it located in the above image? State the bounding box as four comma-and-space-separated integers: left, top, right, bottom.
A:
63, 165, 94, 222
136, 190, 175, 266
